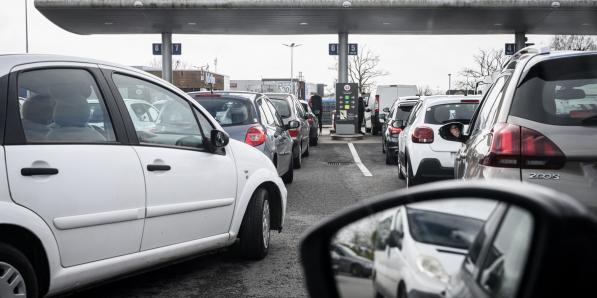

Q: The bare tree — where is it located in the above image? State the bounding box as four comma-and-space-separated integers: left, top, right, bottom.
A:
551, 35, 597, 51
346, 46, 389, 94
455, 48, 507, 92
417, 85, 434, 96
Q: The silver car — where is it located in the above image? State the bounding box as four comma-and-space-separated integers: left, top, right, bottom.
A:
440, 48, 597, 212
265, 93, 311, 169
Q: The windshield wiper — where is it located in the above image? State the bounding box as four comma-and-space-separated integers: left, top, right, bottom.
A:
580, 115, 597, 126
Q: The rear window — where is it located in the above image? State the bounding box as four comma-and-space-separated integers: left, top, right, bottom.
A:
194, 96, 255, 126
424, 103, 479, 124
269, 98, 292, 118
511, 55, 597, 126
394, 105, 415, 121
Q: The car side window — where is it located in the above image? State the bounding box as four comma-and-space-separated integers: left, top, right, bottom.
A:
295, 100, 305, 118
264, 99, 284, 127
394, 209, 403, 234
472, 76, 507, 132
193, 107, 215, 139
112, 74, 205, 150
17, 68, 117, 143
407, 103, 422, 126
257, 99, 274, 126
479, 206, 534, 298
374, 216, 392, 250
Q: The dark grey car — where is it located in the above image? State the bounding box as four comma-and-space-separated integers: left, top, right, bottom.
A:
190, 91, 296, 183
440, 48, 597, 212
382, 100, 419, 165
266, 93, 310, 169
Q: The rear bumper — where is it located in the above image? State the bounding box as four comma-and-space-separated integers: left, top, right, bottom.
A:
416, 158, 454, 181
408, 290, 443, 298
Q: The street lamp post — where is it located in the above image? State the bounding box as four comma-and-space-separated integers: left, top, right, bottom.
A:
25, 0, 29, 53
448, 73, 452, 94
283, 43, 301, 95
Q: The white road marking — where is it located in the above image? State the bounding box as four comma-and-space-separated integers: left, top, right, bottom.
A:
347, 142, 373, 177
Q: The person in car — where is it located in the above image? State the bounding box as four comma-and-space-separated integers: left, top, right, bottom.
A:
450, 123, 461, 139
21, 94, 55, 141
309, 92, 323, 133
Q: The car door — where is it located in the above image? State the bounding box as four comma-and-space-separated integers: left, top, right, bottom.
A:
255, 97, 280, 167
263, 99, 293, 173
108, 71, 237, 250
293, 98, 310, 148
458, 76, 509, 180
4, 65, 146, 267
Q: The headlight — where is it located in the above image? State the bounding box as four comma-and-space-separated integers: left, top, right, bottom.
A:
416, 255, 450, 284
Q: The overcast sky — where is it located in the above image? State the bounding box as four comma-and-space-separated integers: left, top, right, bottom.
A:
1, 0, 556, 92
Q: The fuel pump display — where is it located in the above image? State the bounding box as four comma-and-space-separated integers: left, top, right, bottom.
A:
335, 83, 359, 135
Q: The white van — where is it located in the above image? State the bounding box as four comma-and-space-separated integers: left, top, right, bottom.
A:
367, 85, 418, 135
372, 199, 496, 298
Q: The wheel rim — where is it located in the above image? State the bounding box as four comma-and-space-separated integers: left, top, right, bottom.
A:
0, 262, 27, 298
262, 200, 271, 249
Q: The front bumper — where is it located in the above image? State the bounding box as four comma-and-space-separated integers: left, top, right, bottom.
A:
416, 158, 455, 181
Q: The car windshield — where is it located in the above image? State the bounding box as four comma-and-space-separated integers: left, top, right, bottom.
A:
269, 98, 292, 118
425, 103, 479, 124
394, 105, 415, 120
194, 96, 255, 126
406, 207, 485, 250
511, 55, 597, 126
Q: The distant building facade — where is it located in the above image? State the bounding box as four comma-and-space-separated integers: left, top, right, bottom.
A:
133, 66, 230, 92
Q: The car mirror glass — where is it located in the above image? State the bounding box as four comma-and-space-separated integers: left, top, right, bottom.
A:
285, 120, 300, 130
383, 107, 390, 113
328, 197, 507, 298
210, 129, 229, 149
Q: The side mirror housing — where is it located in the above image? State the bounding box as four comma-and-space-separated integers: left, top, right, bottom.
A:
383, 107, 390, 113
365, 108, 372, 112
393, 120, 405, 128
439, 122, 466, 142
209, 129, 230, 150
386, 230, 403, 248
285, 120, 300, 130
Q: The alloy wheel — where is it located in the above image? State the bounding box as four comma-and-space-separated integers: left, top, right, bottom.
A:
262, 200, 271, 249
0, 262, 26, 298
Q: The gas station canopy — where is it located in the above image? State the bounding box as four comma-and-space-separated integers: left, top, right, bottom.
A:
35, 0, 597, 35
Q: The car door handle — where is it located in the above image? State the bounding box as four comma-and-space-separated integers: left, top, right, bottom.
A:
147, 164, 171, 172
21, 167, 59, 176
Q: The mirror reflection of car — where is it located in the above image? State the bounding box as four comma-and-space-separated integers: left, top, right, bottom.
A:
300, 180, 597, 298
300, 99, 319, 146
330, 243, 373, 278
372, 199, 496, 298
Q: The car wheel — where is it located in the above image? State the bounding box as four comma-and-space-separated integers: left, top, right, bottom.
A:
366, 127, 371, 133
397, 156, 406, 180
310, 136, 318, 146
238, 188, 271, 260
281, 158, 294, 184
293, 144, 302, 169
382, 139, 386, 153
397, 282, 407, 298
406, 158, 417, 188
385, 149, 397, 165
303, 141, 309, 157
0, 243, 38, 298
350, 264, 363, 277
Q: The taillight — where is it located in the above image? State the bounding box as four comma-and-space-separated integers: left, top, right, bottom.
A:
245, 126, 266, 147
412, 126, 434, 143
288, 128, 299, 138
374, 95, 380, 113
481, 123, 565, 169
389, 126, 402, 136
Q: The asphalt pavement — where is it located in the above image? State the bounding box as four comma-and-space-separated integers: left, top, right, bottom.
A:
60, 132, 404, 298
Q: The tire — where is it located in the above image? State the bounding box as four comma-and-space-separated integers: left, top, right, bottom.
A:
303, 141, 309, 157
281, 158, 294, 184
238, 188, 271, 260
398, 155, 406, 180
293, 144, 302, 169
397, 282, 407, 298
406, 158, 418, 188
382, 139, 386, 153
385, 149, 397, 165
309, 136, 318, 146
366, 127, 371, 133
0, 243, 39, 298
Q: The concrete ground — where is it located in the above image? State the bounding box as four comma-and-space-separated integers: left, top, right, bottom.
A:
59, 132, 404, 298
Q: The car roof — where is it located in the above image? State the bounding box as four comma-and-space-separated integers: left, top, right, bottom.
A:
188, 91, 260, 101
407, 199, 497, 221
0, 54, 146, 77
419, 95, 482, 106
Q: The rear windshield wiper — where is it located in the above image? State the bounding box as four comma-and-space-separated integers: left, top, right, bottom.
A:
580, 115, 597, 126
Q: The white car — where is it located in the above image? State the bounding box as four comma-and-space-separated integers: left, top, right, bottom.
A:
0, 55, 286, 298
372, 199, 496, 298
398, 96, 480, 187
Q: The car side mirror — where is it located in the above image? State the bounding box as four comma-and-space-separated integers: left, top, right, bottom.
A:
393, 120, 405, 128
365, 108, 371, 112
383, 107, 390, 113
208, 129, 229, 152
386, 230, 403, 248
439, 122, 466, 142
300, 180, 597, 298
285, 120, 300, 130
